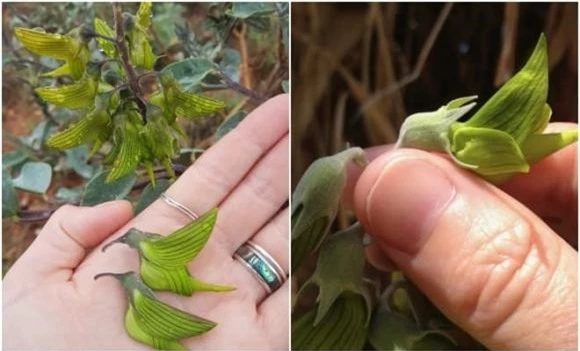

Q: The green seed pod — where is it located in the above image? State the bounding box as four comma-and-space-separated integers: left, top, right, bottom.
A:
395, 33, 578, 184
292, 293, 368, 351
102, 208, 235, 295
291, 148, 367, 271
14, 26, 89, 80
94, 271, 216, 350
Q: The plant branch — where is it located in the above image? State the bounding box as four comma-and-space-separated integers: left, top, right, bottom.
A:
217, 66, 267, 104
112, 3, 147, 122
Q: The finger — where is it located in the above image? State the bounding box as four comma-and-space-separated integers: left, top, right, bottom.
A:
342, 145, 391, 208
217, 135, 288, 253
160, 94, 289, 221
258, 280, 290, 350
353, 149, 578, 350
234, 208, 289, 304
500, 123, 577, 243
7, 201, 133, 279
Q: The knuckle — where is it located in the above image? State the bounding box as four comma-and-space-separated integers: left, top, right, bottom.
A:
454, 216, 557, 338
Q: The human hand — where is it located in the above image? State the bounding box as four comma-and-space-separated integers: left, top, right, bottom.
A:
349, 123, 577, 350
3, 94, 289, 350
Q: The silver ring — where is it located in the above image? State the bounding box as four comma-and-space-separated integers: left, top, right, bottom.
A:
234, 241, 286, 294
160, 193, 199, 220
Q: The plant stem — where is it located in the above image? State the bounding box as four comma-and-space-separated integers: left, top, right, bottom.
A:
217, 66, 267, 104
112, 3, 147, 123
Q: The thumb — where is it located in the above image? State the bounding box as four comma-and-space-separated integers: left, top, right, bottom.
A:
7, 200, 133, 280
354, 149, 577, 350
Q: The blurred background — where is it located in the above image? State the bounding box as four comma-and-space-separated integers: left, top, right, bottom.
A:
291, 2, 577, 194
2, 2, 288, 273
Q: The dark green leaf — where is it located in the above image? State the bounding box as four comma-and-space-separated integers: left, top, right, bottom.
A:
216, 111, 247, 140
228, 3, 276, 19
12, 161, 52, 194
2, 171, 19, 218
55, 186, 83, 202
81, 171, 136, 206
134, 179, 171, 215
161, 57, 213, 91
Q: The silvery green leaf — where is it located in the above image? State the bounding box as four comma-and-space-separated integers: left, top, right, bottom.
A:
12, 161, 52, 194
228, 3, 276, 19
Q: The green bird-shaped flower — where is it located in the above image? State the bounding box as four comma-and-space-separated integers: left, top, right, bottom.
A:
34, 62, 101, 109
94, 271, 216, 350
123, 2, 156, 70
102, 208, 235, 295
153, 75, 226, 124
15, 26, 90, 80
396, 33, 578, 184
46, 105, 112, 154
140, 105, 180, 185
105, 110, 144, 183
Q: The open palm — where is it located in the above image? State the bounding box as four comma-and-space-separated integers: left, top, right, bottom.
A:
3, 95, 289, 350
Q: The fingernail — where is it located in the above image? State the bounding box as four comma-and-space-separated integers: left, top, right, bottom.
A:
365, 156, 456, 254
